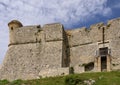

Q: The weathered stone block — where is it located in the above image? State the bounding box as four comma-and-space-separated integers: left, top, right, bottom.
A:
68, 27, 92, 47
9, 25, 42, 45
105, 18, 120, 40
70, 43, 97, 66
89, 23, 104, 42
43, 23, 63, 41
0, 43, 43, 80
110, 38, 120, 70
74, 65, 84, 73
43, 41, 63, 68
39, 67, 69, 78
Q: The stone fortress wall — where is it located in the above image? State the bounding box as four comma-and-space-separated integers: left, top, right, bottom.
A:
67, 18, 120, 73
0, 18, 120, 81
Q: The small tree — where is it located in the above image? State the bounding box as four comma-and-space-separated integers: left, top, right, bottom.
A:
69, 67, 74, 74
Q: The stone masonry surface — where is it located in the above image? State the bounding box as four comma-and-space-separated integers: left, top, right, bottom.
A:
0, 18, 120, 80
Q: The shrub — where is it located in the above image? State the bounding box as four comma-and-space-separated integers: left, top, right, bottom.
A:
0, 79, 10, 85
9, 79, 23, 85
64, 75, 82, 85
69, 67, 74, 74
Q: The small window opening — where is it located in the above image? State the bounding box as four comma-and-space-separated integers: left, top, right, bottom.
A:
37, 25, 40, 28
99, 47, 108, 56
11, 27, 13, 30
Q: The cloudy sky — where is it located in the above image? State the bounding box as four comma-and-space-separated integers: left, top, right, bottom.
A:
0, 0, 120, 63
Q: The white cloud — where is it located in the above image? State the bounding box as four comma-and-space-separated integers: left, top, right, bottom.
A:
113, 3, 120, 8
0, 0, 111, 63
103, 7, 112, 16
0, 0, 111, 27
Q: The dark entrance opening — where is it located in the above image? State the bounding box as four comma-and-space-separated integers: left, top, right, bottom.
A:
99, 47, 108, 72
85, 62, 94, 71
101, 56, 107, 71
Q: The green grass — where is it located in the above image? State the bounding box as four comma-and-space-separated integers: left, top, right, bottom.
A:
0, 71, 120, 85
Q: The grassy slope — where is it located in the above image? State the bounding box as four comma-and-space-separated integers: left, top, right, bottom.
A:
0, 71, 120, 85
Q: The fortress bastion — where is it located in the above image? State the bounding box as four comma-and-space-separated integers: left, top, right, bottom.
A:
0, 18, 120, 80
